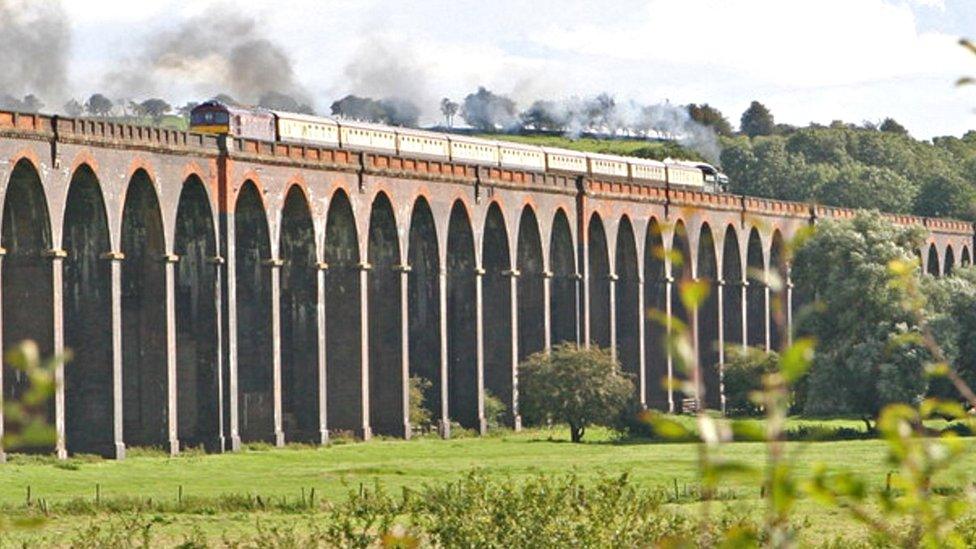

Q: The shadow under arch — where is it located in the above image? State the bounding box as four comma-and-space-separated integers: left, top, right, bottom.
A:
446, 200, 479, 430
367, 192, 405, 436
927, 243, 940, 277
234, 181, 274, 443
549, 209, 577, 346
587, 213, 610, 348
614, 216, 640, 391
120, 169, 167, 448
63, 164, 113, 456
280, 186, 319, 442
407, 197, 441, 431
324, 189, 364, 435
482, 203, 512, 426
644, 219, 667, 409
2, 159, 54, 452
517, 205, 545, 360
697, 223, 720, 409
174, 176, 220, 450
670, 221, 692, 410
746, 228, 766, 349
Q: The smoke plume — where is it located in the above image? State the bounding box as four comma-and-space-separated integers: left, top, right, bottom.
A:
338, 37, 433, 124
0, 0, 70, 107
103, 5, 310, 108
521, 95, 720, 163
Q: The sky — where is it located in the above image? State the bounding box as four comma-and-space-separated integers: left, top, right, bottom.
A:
35, 0, 976, 138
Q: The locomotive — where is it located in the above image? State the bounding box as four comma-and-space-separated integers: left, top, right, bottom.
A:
190, 100, 728, 192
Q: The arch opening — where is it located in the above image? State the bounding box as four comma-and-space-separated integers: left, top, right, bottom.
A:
769, 231, 787, 349
587, 214, 611, 348
746, 229, 766, 349
120, 171, 167, 448
517, 207, 545, 361
670, 222, 692, 410
697, 224, 720, 409
407, 198, 440, 432
279, 187, 319, 442
482, 204, 512, 426
614, 217, 640, 391
2, 160, 54, 452
324, 191, 363, 433
945, 245, 956, 276
721, 224, 744, 352
644, 220, 668, 409
962, 247, 971, 267
174, 177, 219, 450
549, 210, 577, 346
63, 165, 113, 455
927, 244, 940, 277
367, 193, 404, 436
234, 182, 273, 443
446, 201, 478, 429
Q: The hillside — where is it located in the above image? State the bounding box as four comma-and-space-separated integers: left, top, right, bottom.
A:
476, 133, 702, 162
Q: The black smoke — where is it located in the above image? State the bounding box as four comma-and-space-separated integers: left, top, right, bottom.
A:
0, 0, 70, 108
103, 5, 311, 109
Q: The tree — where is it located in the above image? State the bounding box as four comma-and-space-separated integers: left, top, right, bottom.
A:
879, 117, 909, 136
914, 173, 976, 221
519, 343, 633, 442
378, 97, 419, 127
440, 98, 459, 128
520, 99, 566, 131
330, 94, 386, 122
176, 101, 199, 119
21, 94, 43, 113
213, 93, 240, 106
740, 100, 775, 138
258, 91, 314, 114
792, 212, 931, 427
461, 86, 517, 131
687, 103, 733, 136
63, 99, 83, 117
815, 164, 916, 214
724, 347, 780, 416
85, 93, 113, 117
139, 98, 172, 120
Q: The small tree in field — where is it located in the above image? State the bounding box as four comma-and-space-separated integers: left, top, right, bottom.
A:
519, 344, 633, 442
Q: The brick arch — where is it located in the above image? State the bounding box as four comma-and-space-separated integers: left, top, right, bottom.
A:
927, 242, 940, 276
478, 199, 509, 269
118, 167, 169, 255
945, 244, 956, 275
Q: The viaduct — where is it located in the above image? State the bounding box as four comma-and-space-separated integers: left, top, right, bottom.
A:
0, 111, 970, 460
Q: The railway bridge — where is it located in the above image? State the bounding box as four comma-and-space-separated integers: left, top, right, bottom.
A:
0, 111, 970, 459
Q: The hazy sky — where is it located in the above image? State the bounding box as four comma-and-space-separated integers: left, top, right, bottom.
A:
54, 0, 976, 138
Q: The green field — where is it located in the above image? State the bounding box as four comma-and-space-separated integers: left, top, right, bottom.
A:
477, 133, 700, 161
0, 421, 974, 546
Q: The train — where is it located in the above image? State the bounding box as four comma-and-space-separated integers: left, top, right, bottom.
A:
190, 100, 729, 192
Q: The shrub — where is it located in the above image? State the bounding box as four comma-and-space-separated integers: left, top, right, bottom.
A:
519, 343, 634, 442
723, 346, 780, 416
408, 376, 433, 432
483, 390, 507, 430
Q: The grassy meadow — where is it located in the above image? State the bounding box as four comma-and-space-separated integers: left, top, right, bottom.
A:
0, 420, 974, 546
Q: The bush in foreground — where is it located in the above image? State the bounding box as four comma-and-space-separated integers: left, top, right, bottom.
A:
519, 343, 633, 442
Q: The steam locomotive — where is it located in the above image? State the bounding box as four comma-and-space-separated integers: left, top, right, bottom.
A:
190, 100, 728, 192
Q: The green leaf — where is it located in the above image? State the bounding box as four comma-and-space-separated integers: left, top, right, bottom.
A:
780, 337, 815, 383
679, 279, 710, 311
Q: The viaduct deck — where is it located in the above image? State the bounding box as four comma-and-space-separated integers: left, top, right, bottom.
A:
0, 111, 970, 458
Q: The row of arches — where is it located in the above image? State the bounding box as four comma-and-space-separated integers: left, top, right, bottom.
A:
1, 156, 969, 456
